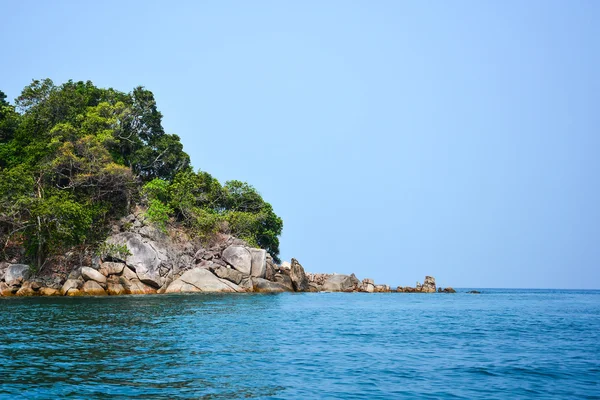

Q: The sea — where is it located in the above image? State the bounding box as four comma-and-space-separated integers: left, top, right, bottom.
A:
0, 289, 598, 399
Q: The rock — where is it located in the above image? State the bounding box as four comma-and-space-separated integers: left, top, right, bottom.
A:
249, 248, 267, 278
467, 290, 481, 294
308, 282, 320, 292
121, 266, 138, 280
222, 246, 252, 275
105, 232, 170, 288
265, 259, 276, 281
374, 284, 391, 293
239, 277, 254, 291
442, 287, 456, 293
165, 268, 241, 293
16, 284, 38, 296
68, 267, 83, 280
252, 278, 292, 293
360, 279, 375, 293
106, 280, 127, 295
119, 276, 157, 295
66, 288, 83, 296
421, 276, 436, 293
0, 281, 10, 296
81, 267, 107, 284
82, 280, 107, 295
307, 273, 333, 286
273, 273, 294, 291
7, 278, 22, 287
4, 264, 31, 283
39, 287, 60, 296
61, 279, 83, 295
164, 279, 201, 293
213, 266, 244, 285
99, 262, 125, 277
289, 258, 309, 292
0, 261, 9, 281
322, 274, 357, 292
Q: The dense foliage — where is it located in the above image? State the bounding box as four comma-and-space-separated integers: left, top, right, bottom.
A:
0, 80, 283, 267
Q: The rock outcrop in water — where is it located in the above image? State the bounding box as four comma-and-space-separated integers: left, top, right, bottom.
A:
0, 212, 452, 296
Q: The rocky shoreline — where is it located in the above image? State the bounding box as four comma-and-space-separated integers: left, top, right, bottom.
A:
0, 212, 457, 297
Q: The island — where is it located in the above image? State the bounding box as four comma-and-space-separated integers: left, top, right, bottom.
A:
0, 80, 454, 297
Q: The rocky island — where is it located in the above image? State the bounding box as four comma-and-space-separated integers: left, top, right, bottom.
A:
0, 80, 454, 297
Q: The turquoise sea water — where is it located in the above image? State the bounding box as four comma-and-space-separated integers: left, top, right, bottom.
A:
0, 290, 599, 399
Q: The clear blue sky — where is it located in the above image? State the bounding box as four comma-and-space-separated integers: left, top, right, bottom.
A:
1, 0, 599, 288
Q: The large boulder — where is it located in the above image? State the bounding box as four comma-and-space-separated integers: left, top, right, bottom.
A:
273, 273, 294, 291
249, 249, 267, 278
82, 281, 107, 295
119, 276, 157, 295
98, 262, 125, 277
290, 258, 309, 292
360, 278, 375, 293
322, 274, 359, 292
81, 267, 107, 284
253, 278, 292, 293
105, 232, 171, 288
165, 268, 242, 293
213, 266, 244, 285
61, 279, 83, 295
222, 246, 252, 275
5, 264, 31, 283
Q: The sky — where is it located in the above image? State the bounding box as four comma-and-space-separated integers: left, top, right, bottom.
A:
1, 0, 599, 289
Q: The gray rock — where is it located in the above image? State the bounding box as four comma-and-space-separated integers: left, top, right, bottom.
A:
239, 277, 254, 291
105, 232, 170, 288
165, 268, 241, 293
5, 264, 31, 283
253, 278, 292, 293
249, 248, 267, 278
222, 246, 252, 275
213, 266, 244, 285
81, 267, 107, 284
265, 259, 276, 281
290, 258, 309, 292
274, 273, 294, 291
322, 274, 357, 292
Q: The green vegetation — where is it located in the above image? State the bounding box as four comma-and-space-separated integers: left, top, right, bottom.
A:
0, 80, 283, 267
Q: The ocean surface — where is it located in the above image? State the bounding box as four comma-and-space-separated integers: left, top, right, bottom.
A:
0, 289, 598, 399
